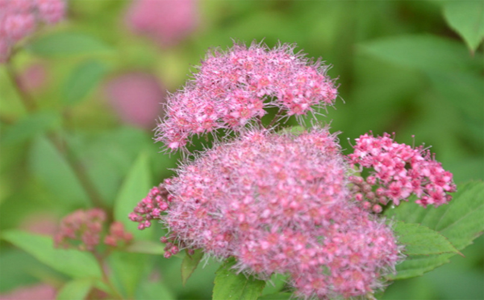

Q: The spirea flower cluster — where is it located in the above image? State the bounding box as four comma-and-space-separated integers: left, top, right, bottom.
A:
156, 42, 338, 150
55, 208, 133, 251
349, 133, 456, 208
130, 42, 455, 299
0, 0, 66, 63
131, 129, 401, 298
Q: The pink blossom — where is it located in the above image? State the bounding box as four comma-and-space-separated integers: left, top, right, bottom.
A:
54, 208, 106, 251
0, 284, 56, 300
0, 0, 66, 63
16, 62, 49, 92
125, 0, 199, 47
130, 128, 400, 298
349, 133, 456, 208
156, 42, 338, 151
103, 72, 165, 129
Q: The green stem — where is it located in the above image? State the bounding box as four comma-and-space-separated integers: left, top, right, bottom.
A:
5, 62, 37, 112
6, 60, 107, 210
94, 253, 125, 300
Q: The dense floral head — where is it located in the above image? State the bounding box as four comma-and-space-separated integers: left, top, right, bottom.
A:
155, 42, 338, 151
349, 133, 456, 208
130, 128, 400, 298
0, 0, 66, 63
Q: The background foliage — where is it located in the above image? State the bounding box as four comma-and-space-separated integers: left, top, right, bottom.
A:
0, 1, 483, 299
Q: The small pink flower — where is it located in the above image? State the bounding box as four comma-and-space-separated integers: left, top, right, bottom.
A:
0, 0, 66, 63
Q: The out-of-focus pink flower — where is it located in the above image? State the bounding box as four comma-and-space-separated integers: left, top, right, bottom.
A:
16, 63, 49, 92
20, 212, 57, 235
156, 42, 338, 151
0, 284, 56, 300
103, 72, 165, 129
54, 208, 106, 251
125, 0, 199, 47
0, 0, 66, 63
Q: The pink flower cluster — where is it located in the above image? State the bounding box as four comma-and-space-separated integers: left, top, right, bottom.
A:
156, 42, 338, 150
130, 42, 456, 299
0, 0, 66, 63
131, 129, 400, 298
103, 72, 165, 129
349, 133, 456, 208
55, 208, 132, 251
125, 0, 199, 47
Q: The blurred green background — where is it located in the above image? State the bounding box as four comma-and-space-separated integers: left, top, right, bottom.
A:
0, 0, 483, 299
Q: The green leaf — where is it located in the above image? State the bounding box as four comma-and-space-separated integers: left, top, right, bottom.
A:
181, 249, 204, 286
390, 253, 454, 280
443, 1, 484, 53
1, 111, 61, 146
30, 136, 90, 207
108, 252, 147, 298
136, 281, 175, 300
56, 279, 93, 300
393, 221, 459, 256
258, 292, 293, 300
0, 249, 50, 292
123, 240, 165, 255
385, 181, 484, 279
114, 152, 152, 240
213, 258, 266, 300
28, 32, 111, 57
63, 60, 108, 105
358, 35, 483, 73
1, 230, 102, 279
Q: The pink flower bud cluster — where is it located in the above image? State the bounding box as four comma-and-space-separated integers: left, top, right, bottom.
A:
133, 128, 400, 298
128, 184, 170, 230
156, 42, 338, 150
0, 0, 66, 63
349, 133, 456, 208
125, 0, 199, 47
104, 221, 133, 247
55, 208, 132, 251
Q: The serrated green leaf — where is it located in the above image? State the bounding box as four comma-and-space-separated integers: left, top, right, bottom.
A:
28, 32, 111, 57
114, 152, 152, 240
63, 60, 108, 105
30, 136, 90, 207
1, 230, 102, 279
213, 258, 266, 300
258, 292, 293, 300
390, 253, 454, 280
385, 181, 484, 279
394, 221, 459, 256
443, 1, 484, 52
123, 239, 165, 255
56, 279, 93, 300
1, 111, 61, 146
108, 252, 147, 298
358, 35, 483, 73
181, 249, 203, 286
